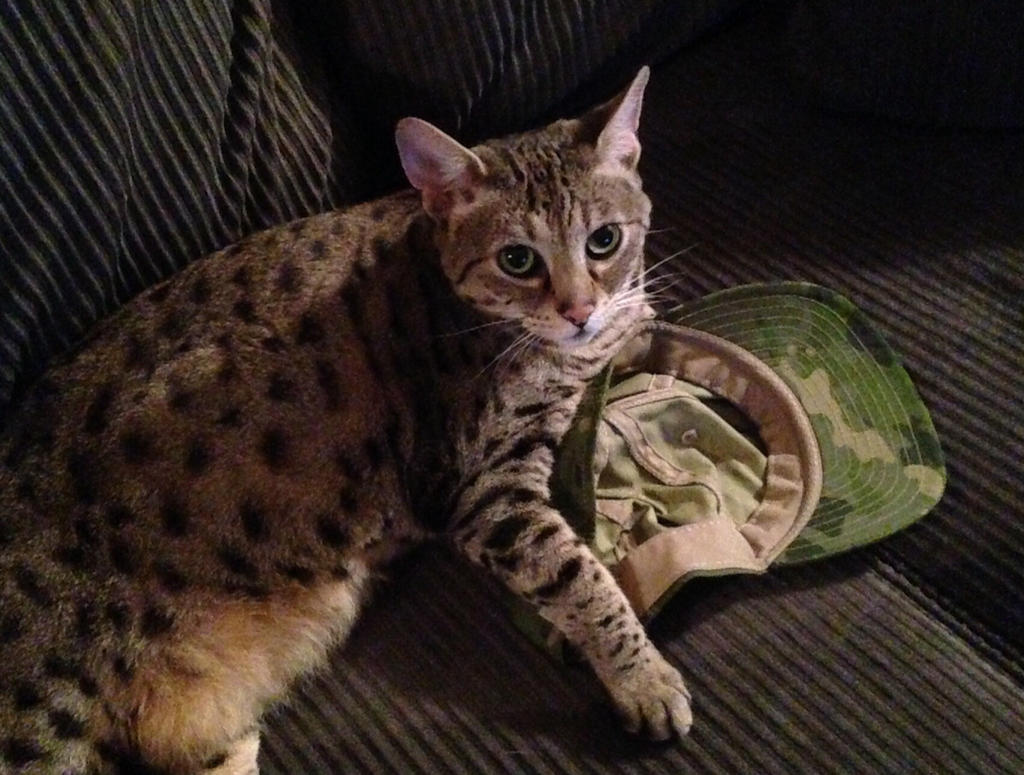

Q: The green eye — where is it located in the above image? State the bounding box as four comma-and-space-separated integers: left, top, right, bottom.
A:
585, 224, 622, 259
497, 244, 541, 277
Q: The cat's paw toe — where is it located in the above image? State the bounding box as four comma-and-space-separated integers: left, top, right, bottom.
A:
612, 655, 692, 741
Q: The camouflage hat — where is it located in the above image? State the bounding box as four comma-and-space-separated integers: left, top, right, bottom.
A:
671, 282, 946, 565
512, 282, 944, 649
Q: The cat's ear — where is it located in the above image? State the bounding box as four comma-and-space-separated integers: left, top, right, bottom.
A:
395, 118, 487, 219
579, 66, 650, 171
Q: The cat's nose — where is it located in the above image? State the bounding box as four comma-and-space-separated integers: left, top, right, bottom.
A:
558, 300, 595, 328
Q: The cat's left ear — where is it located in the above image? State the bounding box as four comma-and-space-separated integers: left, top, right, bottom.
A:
582, 66, 650, 171
395, 118, 487, 219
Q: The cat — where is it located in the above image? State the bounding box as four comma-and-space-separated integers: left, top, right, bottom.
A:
0, 67, 691, 774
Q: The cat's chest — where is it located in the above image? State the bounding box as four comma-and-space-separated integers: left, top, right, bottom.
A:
399, 353, 582, 516
454, 366, 582, 468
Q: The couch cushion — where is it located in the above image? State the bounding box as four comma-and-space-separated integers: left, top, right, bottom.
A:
0, 0, 366, 407
785, 1, 1024, 127
301, 0, 749, 144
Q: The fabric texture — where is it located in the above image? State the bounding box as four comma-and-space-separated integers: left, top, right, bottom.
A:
590, 323, 823, 616
0, 0, 365, 409
595, 374, 771, 560
305, 0, 750, 142
673, 283, 946, 563
785, 1, 1024, 127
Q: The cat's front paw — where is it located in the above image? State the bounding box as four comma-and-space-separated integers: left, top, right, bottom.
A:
607, 649, 692, 741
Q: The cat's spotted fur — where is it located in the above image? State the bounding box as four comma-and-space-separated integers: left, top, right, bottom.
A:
0, 69, 690, 774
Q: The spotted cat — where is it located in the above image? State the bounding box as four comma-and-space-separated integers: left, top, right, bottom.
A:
0, 68, 690, 774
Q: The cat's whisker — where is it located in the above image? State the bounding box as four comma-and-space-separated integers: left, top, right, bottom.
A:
439, 317, 517, 338
618, 260, 688, 300
643, 244, 697, 270
642, 267, 689, 290
502, 332, 540, 375
611, 293, 651, 310
615, 283, 648, 298
615, 288, 663, 304
654, 242, 699, 263
491, 337, 534, 381
637, 276, 681, 298
622, 269, 647, 288
648, 286, 688, 302
644, 269, 685, 284
614, 284, 658, 302
609, 282, 684, 315
620, 273, 652, 296
642, 276, 688, 297
612, 302, 655, 315
476, 330, 534, 379
612, 291, 669, 309
617, 264, 688, 304
646, 294, 680, 307
637, 245, 699, 286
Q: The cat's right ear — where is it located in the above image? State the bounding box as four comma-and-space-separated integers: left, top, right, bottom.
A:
395, 118, 487, 219
577, 66, 650, 172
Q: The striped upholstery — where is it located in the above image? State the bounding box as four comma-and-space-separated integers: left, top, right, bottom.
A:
0, 0, 357, 409
2, 1, 1023, 773
315, 0, 745, 140
786, 1, 1024, 127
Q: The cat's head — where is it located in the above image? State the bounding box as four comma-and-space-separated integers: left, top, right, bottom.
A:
395, 68, 654, 353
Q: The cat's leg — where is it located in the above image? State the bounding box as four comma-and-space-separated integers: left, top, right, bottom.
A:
203, 731, 260, 775
114, 572, 371, 771
451, 487, 692, 739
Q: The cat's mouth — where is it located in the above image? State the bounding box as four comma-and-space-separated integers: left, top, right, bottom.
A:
522, 321, 596, 350
572, 327, 595, 342
568, 323, 603, 346
544, 317, 603, 348
525, 299, 653, 351
547, 308, 634, 349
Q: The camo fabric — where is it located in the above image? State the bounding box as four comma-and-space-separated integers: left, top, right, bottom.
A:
672, 283, 946, 564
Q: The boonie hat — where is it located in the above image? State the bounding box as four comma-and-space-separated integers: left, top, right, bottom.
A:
512, 282, 946, 649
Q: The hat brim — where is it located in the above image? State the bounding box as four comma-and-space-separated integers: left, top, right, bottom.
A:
671, 282, 946, 564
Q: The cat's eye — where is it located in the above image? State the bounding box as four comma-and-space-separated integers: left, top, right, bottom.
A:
585, 224, 622, 259
497, 244, 541, 277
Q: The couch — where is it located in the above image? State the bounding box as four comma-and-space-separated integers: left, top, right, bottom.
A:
1, 1, 1021, 772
